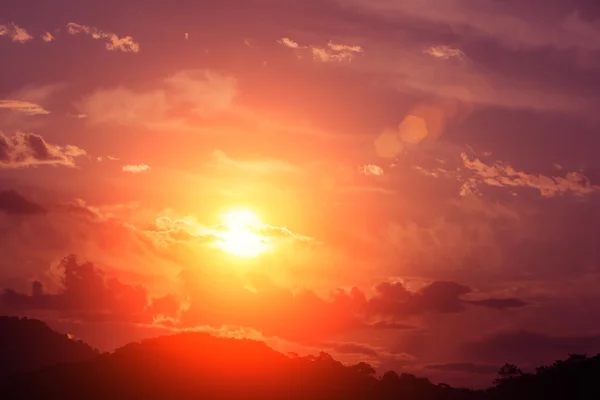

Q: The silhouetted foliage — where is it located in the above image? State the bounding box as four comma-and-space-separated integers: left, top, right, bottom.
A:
1, 316, 600, 399
0, 316, 98, 382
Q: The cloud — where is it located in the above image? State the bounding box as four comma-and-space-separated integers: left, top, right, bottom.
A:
424, 45, 465, 59
0, 131, 86, 168
78, 69, 237, 128
340, 0, 600, 53
66, 22, 140, 52
0, 255, 162, 323
278, 37, 300, 49
122, 164, 151, 174
41, 32, 55, 42
97, 156, 119, 162
461, 153, 600, 197
463, 330, 600, 364
425, 362, 498, 375
322, 341, 380, 357
0, 23, 33, 43
211, 150, 301, 175
175, 273, 526, 343
0, 190, 46, 215
7, 84, 63, 106
164, 70, 238, 117
466, 298, 527, 310
0, 100, 50, 115
67, 113, 88, 119
311, 43, 363, 63
58, 198, 107, 221
367, 280, 528, 318
359, 164, 384, 177
368, 281, 470, 316
362, 321, 416, 330
278, 38, 363, 62
78, 87, 168, 125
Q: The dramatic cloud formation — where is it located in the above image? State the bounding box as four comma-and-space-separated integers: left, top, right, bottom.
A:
3, 0, 600, 388
0, 255, 157, 322
0, 132, 86, 168
66, 22, 140, 52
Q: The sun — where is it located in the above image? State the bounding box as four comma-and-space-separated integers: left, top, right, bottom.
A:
216, 210, 269, 257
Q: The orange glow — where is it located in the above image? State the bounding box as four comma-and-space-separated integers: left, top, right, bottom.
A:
216, 210, 269, 257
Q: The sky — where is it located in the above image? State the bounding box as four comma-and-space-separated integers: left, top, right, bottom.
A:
2, 0, 600, 388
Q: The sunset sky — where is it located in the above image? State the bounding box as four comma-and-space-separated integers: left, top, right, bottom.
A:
2, 0, 600, 388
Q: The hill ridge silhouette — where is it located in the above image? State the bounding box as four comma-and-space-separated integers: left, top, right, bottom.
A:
2, 316, 600, 399
0, 316, 99, 382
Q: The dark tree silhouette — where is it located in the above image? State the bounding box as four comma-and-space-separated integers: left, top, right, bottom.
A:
1, 316, 600, 399
0, 317, 98, 383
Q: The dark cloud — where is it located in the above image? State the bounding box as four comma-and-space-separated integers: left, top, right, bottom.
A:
323, 342, 379, 357
367, 280, 521, 318
0, 189, 46, 215
463, 330, 600, 365
425, 362, 499, 375
56, 198, 105, 221
467, 298, 527, 310
362, 321, 417, 330
0, 132, 86, 168
0, 255, 173, 323
177, 270, 527, 342
416, 281, 472, 313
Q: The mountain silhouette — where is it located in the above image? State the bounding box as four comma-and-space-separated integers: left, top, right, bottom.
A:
1, 316, 600, 399
0, 316, 98, 383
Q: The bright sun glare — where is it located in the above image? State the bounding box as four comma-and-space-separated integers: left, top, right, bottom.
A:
217, 210, 269, 258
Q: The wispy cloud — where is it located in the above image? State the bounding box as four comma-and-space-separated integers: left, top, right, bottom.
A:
461, 154, 600, 197
212, 150, 301, 175
278, 37, 300, 49
66, 22, 140, 52
0, 100, 50, 115
122, 164, 151, 173
0, 23, 33, 43
164, 70, 238, 116
424, 45, 465, 59
67, 113, 88, 119
41, 32, 55, 42
315, 41, 363, 62
0, 131, 86, 168
278, 38, 363, 62
97, 156, 120, 162
340, 0, 600, 53
78, 69, 237, 127
359, 164, 384, 177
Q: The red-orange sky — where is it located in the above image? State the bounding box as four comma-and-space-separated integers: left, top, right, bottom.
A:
2, 0, 600, 388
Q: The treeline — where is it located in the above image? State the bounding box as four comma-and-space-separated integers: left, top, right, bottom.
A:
1, 316, 599, 399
